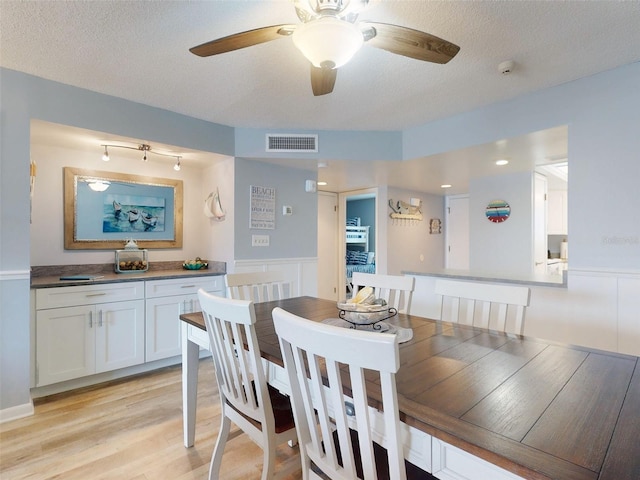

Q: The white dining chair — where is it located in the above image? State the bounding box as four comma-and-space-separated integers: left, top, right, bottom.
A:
434, 279, 531, 335
197, 289, 298, 480
225, 271, 291, 302
351, 272, 415, 314
273, 307, 432, 480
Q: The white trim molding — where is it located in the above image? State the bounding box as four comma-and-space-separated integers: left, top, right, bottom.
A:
0, 269, 30, 281
0, 400, 34, 423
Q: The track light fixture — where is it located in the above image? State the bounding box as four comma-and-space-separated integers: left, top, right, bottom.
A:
100, 143, 182, 170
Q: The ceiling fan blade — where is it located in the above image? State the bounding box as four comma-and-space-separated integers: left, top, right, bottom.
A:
190, 24, 296, 57
361, 22, 460, 64
310, 66, 337, 96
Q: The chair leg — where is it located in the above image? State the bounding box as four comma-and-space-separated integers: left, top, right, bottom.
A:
209, 414, 231, 480
261, 433, 277, 480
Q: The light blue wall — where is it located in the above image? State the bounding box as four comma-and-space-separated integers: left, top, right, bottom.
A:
404, 62, 640, 271
234, 159, 317, 259
347, 198, 375, 252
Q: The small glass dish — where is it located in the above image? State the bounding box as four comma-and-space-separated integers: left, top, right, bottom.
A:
183, 262, 208, 270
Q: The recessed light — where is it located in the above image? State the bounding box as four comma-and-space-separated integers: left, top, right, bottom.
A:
441, 184, 452, 189
496, 159, 509, 166
317, 181, 327, 186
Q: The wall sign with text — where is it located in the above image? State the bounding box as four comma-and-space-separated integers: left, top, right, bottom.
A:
250, 185, 276, 229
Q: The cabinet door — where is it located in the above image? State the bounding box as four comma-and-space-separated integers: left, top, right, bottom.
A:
36, 305, 95, 386
145, 294, 198, 362
95, 300, 145, 373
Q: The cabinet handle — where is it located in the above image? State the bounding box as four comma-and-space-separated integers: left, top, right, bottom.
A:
98, 310, 103, 327
89, 311, 93, 328
86, 292, 107, 297
181, 285, 197, 289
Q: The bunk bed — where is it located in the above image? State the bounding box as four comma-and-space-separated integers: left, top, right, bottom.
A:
346, 221, 375, 292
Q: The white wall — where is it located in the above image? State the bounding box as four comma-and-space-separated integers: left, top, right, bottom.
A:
469, 172, 533, 275
202, 158, 235, 268
387, 186, 445, 275
29, 143, 216, 266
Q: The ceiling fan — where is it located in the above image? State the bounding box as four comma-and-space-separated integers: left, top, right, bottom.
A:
189, 0, 460, 96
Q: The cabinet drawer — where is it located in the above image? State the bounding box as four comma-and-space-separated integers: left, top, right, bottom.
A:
145, 276, 224, 298
36, 282, 144, 310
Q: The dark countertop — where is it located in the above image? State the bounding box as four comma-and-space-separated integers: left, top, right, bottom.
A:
31, 261, 226, 288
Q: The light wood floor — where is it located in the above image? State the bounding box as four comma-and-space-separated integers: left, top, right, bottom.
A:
0, 360, 302, 479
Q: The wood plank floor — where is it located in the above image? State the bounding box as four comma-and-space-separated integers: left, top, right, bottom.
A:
0, 360, 302, 479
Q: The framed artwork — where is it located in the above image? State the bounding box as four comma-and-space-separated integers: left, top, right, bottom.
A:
429, 218, 442, 234
64, 167, 183, 249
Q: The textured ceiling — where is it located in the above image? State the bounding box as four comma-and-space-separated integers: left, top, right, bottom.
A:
2, 0, 640, 132
2, 1, 639, 193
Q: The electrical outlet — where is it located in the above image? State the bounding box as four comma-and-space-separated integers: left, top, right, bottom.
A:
252, 234, 270, 247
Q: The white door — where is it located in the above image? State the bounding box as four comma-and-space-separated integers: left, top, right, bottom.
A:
317, 191, 339, 301
533, 173, 548, 274
445, 195, 470, 270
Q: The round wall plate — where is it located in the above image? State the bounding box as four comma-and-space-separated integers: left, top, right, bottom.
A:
486, 199, 511, 223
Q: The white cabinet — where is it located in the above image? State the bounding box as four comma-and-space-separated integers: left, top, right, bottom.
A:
547, 189, 568, 235
35, 283, 145, 386
432, 438, 525, 480
145, 276, 224, 362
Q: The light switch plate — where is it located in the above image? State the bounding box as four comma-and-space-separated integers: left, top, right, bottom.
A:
252, 234, 270, 247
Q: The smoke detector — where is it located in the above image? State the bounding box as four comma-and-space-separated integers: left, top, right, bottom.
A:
499, 60, 515, 75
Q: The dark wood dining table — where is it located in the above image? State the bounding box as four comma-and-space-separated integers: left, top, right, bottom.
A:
179, 296, 640, 480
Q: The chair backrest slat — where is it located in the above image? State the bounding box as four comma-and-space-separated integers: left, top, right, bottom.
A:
225, 271, 290, 302
351, 272, 415, 314
435, 279, 531, 335
273, 307, 407, 480
198, 289, 269, 423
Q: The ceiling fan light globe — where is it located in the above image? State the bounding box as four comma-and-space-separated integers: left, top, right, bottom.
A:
292, 17, 363, 68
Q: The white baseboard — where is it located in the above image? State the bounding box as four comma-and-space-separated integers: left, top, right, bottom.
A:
0, 400, 34, 423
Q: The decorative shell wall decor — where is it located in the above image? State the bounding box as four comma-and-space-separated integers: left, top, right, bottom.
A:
388, 199, 423, 220
204, 187, 226, 221
485, 199, 511, 223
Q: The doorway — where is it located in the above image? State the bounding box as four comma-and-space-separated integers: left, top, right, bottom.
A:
338, 189, 377, 297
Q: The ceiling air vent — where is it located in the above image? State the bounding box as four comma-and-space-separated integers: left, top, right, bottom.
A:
266, 134, 318, 153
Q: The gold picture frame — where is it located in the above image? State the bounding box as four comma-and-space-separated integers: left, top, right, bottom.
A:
64, 167, 183, 249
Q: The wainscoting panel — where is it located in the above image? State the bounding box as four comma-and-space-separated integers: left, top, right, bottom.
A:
232, 257, 318, 298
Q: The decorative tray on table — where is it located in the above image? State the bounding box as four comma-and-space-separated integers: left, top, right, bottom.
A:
337, 286, 397, 330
